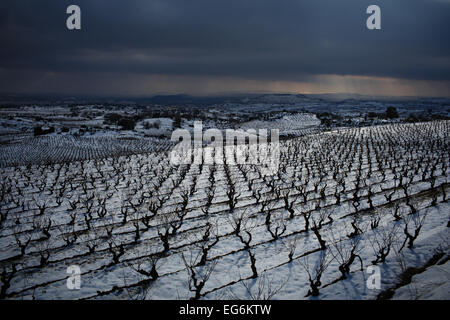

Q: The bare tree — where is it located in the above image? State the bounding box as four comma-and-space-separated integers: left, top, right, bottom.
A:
225, 184, 241, 212
127, 244, 162, 281
248, 250, 258, 279
156, 212, 181, 253
81, 228, 102, 254
369, 223, 399, 264
347, 216, 364, 239
329, 231, 363, 279
13, 224, 32, 256
285, 236, 300, 262
230, 273, 288, 300
390, 202, 403, 221
228, 208, 251, 236
267, 211, 287, 240
310, 209, 327, 250
59, 225, 78, 247
181, 251, 218, 300
0, 264, 17, 299
194, 221, 220, 266
201, 186, 216, 215
278, 189, 298, 219
299, 250, 332, 297
33, 216, 52, 240
237, 229, 253, 250
34, 240, 51, 267
107, 238, 125, 266
399, 211, 427, 251
370, 211, 381, 230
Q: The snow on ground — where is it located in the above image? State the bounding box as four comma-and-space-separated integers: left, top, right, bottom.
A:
239, 113, 321, 135
0, 120, 448, 300
205, 202, 450, 300
392, 257, 450, 300
136, 118, 174, 137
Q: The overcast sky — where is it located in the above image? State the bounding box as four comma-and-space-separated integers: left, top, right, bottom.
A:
0, 0, 449, 97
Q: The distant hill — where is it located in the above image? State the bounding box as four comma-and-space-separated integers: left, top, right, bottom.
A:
1, 92, 448, 106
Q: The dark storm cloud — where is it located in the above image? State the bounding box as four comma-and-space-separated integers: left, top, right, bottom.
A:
0, 0, 449, 94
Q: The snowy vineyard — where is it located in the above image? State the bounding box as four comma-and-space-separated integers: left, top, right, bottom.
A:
0, 135, 174, 168
0, 121, 449, 300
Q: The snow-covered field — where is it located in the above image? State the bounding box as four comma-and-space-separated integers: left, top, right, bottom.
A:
0, 135, 174, 167
239, 113, 321, 136
392, 257, 450, 300
0, 120, 448, 300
